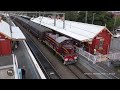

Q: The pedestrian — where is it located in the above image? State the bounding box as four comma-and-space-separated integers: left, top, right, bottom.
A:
15, 44, 18, 49
94, 49, 97, 55
16, 41, 19, 46
21, 66, 26, 79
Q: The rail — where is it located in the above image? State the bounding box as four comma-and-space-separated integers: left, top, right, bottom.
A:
67, 64, 92, 79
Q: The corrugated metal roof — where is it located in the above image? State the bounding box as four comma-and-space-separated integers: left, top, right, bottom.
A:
0, 20, 26, 40
0, 20, 11, 38
31, 16, 112, 42
55, 36, 69, 43
11, 26, 26, 40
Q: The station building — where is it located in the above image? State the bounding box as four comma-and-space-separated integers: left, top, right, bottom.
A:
31, 16, 113, 55
0, 16, 26, 55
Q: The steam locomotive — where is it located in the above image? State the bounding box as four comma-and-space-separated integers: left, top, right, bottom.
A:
11, 15, 78, 65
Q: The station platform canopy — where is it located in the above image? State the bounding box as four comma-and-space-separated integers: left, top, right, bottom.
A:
31, 16, 113, 42
0, 20, 26, 40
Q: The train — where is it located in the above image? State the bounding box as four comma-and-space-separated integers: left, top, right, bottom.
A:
11, 15, 78, 65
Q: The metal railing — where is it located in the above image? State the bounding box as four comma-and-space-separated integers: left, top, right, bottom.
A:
74, 46, 97, 63
12, 54, 21, 79
107, 52, 120, 60
75, 45, 120, 63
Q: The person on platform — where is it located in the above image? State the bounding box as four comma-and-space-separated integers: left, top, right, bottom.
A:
21, 66, 26, 79
94, 49, 97, 55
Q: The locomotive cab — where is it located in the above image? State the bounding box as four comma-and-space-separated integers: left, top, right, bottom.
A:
61, 40, 78, 65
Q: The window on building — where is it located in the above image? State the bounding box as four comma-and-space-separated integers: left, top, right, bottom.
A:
99, 39, 104, 48
95, 45, 99, 49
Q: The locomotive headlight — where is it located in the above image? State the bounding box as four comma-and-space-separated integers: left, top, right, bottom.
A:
74, 56, 77, 59
65, 58, 68, 61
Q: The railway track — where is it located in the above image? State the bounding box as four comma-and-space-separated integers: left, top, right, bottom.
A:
13, 18, 97, 79
67, 64, 92, 79
78, 56, 120, 79
14, 21, 62, 79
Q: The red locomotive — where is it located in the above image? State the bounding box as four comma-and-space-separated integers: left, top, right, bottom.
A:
44, 32, 78, 65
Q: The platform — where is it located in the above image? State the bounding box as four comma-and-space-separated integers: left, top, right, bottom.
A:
0, 55, 14, 79
0, 55, 13, 66
0, 65, 14, 79
0, 14, 45, 79
0, 41, 45, 79
13, 41, 43, 79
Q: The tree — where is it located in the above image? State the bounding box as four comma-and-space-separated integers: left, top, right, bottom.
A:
114, 16, 120, 29
67, 11, 115, 31
61, 11, 79, 21
38, 11, 120, 33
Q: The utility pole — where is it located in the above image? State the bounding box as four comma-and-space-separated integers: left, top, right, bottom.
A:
54, 13, 56, 26
85, 11, 88, 23
92, 13, 96, 24
105, 23, 106, 27
63, 13, 65, 29
39, 11, 40, 17
113, 16, 117, 34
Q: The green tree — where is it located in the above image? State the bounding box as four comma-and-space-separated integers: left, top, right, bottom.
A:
114, 16, 120, 29
61, 11, 79, 21
61, 11, 115, 31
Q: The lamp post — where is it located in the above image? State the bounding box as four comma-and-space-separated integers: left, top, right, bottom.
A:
85, 11, 88, 23
92, 13, 96, 24
113, 16, 117, 34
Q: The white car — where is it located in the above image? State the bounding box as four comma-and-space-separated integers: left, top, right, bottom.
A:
113, 34, 120, 38
116, 28, 120, 32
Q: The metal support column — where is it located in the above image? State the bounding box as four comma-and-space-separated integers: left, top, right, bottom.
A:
63, 14, 65, 29
54, 14, 56, 26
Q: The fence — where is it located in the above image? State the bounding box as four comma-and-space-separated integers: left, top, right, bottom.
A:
75, 46, 97, 63
75, 45, 120, 63
12, 54, 21, 79
107, 52, 120, 60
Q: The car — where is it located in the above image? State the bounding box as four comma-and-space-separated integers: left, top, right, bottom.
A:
113, 33, 120, 38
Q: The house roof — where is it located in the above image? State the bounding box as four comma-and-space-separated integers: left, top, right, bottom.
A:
31, 16, 113, 42
11, 26, 26, 40
0, 20, 26, 40
0, 20, 11, 38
